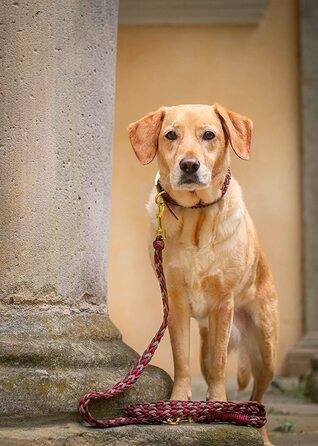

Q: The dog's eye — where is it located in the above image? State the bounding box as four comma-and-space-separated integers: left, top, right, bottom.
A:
165, 131, 178, 141
202, 130, 215, 140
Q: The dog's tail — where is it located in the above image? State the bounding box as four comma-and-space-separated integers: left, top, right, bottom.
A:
237, 347, 251, 391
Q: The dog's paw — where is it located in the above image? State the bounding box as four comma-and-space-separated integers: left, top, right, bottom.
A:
170, 391, 189, 401
207, 384, 227, 401
170, 379, 191, 401
261, 427, 274, 446
170, 388, 191, 401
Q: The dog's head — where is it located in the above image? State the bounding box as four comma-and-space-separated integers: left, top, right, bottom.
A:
128, 104, 252, 191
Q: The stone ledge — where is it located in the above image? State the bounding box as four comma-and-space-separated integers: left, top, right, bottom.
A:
0, 421, 263, 446
119, 0, 269, 25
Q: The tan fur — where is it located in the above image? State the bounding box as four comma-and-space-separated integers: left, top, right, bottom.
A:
128, 104, 279, 446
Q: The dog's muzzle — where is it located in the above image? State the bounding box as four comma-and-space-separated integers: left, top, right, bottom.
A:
179, 157, 200, 173
178, 157, 202, 186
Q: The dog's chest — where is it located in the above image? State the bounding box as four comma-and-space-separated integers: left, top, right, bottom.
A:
168, 243, 225, 320
150, 187, 246, 320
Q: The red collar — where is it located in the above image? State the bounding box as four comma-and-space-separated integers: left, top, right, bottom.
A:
155, 167, 231, 217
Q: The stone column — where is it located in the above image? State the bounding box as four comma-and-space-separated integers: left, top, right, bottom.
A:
0, 0, 171, 418
284, 0, 318, 376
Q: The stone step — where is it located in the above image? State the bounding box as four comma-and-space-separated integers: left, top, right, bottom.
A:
0, 421, 263, 446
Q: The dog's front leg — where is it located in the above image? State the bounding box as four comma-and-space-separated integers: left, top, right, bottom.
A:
207, 298, 234, 401
167, 286, 191, 401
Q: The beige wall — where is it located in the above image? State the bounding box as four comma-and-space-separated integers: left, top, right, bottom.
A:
109, 0, 302, 380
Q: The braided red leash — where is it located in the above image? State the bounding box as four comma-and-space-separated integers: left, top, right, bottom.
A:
78, 235, 266, 429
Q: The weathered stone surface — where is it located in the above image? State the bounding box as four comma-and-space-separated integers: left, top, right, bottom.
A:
0, 311, 172, 418
0, 421, 263, 446
0, 360, 173, 418
0, 0, 118, 310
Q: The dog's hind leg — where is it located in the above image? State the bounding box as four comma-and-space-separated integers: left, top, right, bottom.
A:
248, 300, 278, 446
237, 345, 251, 392
199, 321, 210, 396
248, 329, 277, 446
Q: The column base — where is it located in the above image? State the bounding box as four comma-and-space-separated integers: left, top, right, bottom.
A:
0, 310, 172, 418
283, 331, 318, 376
308, 355, 318, 403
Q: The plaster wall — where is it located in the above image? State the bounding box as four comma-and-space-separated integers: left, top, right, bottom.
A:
109, 0, 302, 379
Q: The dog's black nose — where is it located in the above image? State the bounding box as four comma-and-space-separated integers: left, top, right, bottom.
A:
179, 157, 200, 174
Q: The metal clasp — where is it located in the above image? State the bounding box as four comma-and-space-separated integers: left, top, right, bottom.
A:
162, 417, 182, 425
162, 416, 194, 425
155, 191, 166, 239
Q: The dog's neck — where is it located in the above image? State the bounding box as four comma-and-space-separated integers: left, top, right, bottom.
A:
156, 166, 231, 210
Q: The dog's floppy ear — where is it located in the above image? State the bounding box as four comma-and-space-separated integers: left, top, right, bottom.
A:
128, 109, 165, 165
215, 104, 253, 160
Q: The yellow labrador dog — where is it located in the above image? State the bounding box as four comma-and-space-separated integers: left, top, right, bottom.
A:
128, 104, 279, 446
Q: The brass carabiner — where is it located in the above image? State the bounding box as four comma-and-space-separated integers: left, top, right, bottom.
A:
162, 417, 182, 425
155, 191, 166, 239
162, 416, 194, 425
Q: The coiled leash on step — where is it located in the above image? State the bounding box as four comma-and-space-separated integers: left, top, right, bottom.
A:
78, 190, 266, 429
